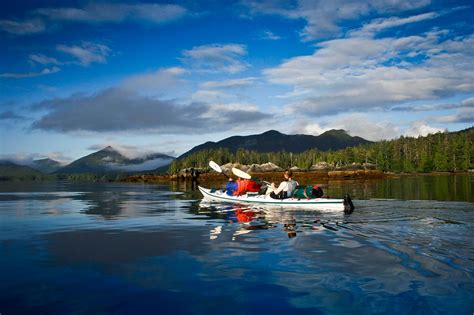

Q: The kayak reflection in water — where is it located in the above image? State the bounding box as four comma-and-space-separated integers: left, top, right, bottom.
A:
230, 205, 299, 238
200, 200, 350, 239
284, 223, 297, 238
228, 205, 268, 228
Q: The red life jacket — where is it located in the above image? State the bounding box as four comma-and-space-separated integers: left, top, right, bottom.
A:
234, 179, 261, 195
247, 180, 261, 192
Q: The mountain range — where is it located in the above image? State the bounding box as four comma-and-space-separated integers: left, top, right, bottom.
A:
0, 147, 175, 179
32, 158, 63, 174
2, 129, 371, 178
57, 146, 174, 174
180, 129, 371, 158
0, 161, 44, 180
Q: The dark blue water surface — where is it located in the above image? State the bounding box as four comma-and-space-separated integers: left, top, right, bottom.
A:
1, 176, 473, 314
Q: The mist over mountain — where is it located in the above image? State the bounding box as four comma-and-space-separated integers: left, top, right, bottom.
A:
31, 158, 63, 174
56, 146, 174, 174
0, 160, 44, 180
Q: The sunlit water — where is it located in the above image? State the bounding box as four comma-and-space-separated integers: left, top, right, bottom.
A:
1, 176, 473, 314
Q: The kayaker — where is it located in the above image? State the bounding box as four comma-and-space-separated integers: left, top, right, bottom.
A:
226, 178, 238, 196
234, 178, 261, 196
266, 170, 299, 199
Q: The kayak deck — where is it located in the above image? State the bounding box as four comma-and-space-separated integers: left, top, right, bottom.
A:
198, 186, 353, 212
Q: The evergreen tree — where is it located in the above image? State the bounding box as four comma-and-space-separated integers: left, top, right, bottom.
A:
168, 128, 474, 174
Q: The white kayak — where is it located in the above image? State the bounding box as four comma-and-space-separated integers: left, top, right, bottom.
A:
198, 186, 354, 212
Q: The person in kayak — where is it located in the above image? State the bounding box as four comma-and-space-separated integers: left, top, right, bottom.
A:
234, 178, 261, 196
266, 170, 298, 199
226, 177, 261, 196
226, 178, 238, 196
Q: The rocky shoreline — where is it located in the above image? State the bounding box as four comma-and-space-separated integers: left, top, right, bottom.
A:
123, 162, 473, 184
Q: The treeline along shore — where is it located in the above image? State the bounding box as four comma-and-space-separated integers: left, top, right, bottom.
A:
125, 169, 386, 185
169, 128, 473, 173
125, 127, 473, 184
2, 128, 472, 182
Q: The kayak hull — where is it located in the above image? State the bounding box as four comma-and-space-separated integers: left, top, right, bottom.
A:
198, 186, 352, 211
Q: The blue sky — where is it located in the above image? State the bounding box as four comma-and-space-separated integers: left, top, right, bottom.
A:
1, 0, 473, 163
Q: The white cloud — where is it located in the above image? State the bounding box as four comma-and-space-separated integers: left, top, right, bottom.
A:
404, 121, 444, 137
0, 66, 60, 78
36, 3, 187, 24
191, 90, 229, 103
105, 158, 174, 172
0, 18, 45, 35
56, 42, 111, 66
181, 44, 249, 73
241, 0, 430, 40
391, 102, 458, 111
44, 152, 72, 164
199, 102, 271, 130
290, 114, 401, 141
31, 87, 271, 134
1, 3, 187, 36
435, 107, 474, 124
29, 53, 62, 65
121, 67, 186, 94
87, 143, 168, 159
261, 30, 281, 40
461, 97, 474, 107
206, 102, 261, 113
0, 153, 41, 165
0, 152, 70, 165
200, 77, 257, 89
337, 115, 401, 141
290, 120, 328, 136
391, 96, 474, 112
357, 12, 438, 35
264, 25, 474, 116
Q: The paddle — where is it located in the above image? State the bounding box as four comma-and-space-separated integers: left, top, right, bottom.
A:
232, 167, 271, 186
209, 161, 229, 179
231, 167, 251, 179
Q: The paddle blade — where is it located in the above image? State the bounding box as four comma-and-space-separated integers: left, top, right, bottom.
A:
232, 167, 251, 179
209, 161, 222, 173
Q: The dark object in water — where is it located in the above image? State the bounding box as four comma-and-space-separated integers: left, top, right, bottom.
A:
343, 194, 354, 214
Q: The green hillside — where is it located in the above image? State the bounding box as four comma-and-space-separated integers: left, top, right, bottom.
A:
31, 158, 63, 173
0, 161, 44, 180
170, 127, 474, 173
180, 129, 371, 158
57, 146, 128, 174
56, 146, 174, 175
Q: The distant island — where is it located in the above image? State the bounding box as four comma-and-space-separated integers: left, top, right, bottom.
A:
1, 128, 472, 181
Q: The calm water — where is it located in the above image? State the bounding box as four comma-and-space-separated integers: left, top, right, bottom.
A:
1, 175, 473, 314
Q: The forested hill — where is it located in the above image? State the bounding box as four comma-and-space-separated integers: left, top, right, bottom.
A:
169, 127, 474, 173
179, 129, 371, 158
0, 161, 44, 180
